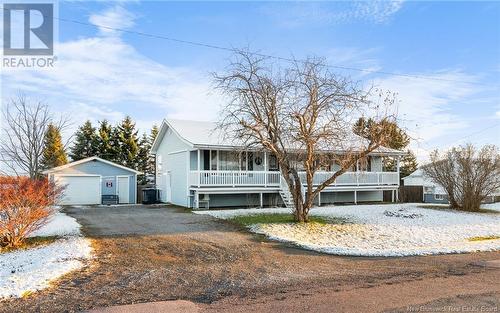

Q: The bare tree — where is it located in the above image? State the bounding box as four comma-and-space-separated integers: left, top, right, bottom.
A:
422, 144, 500, 212
0, 94, 69, 178
215, 52, 396, 222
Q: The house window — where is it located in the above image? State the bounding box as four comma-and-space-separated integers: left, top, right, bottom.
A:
210, 150, 218, 170
203, 150, 210, 170
240, 152, 247, 171
424, 186, 434, 194
219, 151, 239, 170
269, 155, 279, 171
157, 155, 162, 171
435, 194, 445, 200
357, 157, 371, 172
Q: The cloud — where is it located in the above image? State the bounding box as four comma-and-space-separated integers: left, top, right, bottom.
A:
374, 71, 484, 160
325, 47, 382, 77
261, 1, 404, 28
1, 6, 225, 139
89, 5, 136, 36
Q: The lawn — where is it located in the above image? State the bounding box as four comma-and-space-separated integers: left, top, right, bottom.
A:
195, 203, 500, 257
418, 204, 500, 215
0, 236, 58, 254
0, 211, 92, 299
228, 213, 341, 226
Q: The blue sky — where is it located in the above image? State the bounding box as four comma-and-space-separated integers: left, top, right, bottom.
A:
1, 1, 499, 161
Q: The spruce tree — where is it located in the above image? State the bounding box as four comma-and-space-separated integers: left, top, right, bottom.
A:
97, 120, 116, 161
135, 125, 159, 184
40, 124, 68, 169
116, 116, 139, 168
353, 117, 417, 177
137, 133, 150, 185
148, 125, 159, 178
69, 120, 99, 161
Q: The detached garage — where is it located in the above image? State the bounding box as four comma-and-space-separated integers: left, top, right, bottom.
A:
44, 156, 141, 205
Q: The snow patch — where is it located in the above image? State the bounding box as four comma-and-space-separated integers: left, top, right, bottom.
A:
482, 202, 500, 212
30, 211, 82, 237
0, 210, 92, 299
195, 203, 500, 257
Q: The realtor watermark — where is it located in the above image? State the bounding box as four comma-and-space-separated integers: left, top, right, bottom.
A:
407, 305, 498, 312
2, 2, 57, 68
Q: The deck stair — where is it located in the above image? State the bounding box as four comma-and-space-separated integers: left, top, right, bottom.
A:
279, 188, 294, 209
279, 175, 296, 209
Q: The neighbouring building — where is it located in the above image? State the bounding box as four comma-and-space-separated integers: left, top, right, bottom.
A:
150, 119, 406, 209
402, 169, 448, 204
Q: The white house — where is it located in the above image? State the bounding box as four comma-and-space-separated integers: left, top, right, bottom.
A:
150, 119, 406, 209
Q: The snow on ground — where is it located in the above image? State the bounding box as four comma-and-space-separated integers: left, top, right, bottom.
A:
0, 210, 92, 299
195, 203, 500, 257
482, 202, 500, 212
30, 211, 82, 237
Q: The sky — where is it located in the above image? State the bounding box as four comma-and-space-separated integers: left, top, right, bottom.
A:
1, 0, 499, 163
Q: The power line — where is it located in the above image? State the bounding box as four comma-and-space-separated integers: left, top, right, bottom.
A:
1, 6, 495, 87
55, 17, 493, 86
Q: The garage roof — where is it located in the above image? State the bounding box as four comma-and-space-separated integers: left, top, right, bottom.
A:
42, 156, 142, 174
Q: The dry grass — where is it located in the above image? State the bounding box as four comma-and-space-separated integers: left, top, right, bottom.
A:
0, 236, 59, 254
468, 235, 500, 242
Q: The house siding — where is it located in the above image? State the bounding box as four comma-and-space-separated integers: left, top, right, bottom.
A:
155, 127, 191, 206
53, 160, 137, 203
194, 190, 384, 208
424, 193, 449, 204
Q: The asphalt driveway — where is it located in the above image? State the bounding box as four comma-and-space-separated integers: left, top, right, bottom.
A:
63, 205, 227, 236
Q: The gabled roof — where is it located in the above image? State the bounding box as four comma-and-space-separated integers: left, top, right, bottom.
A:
42, 156, 142, 174
402, 169, 423, 180
151, 118, 405, 156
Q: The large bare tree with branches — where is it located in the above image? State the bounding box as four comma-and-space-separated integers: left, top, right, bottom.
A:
0, 94, 69, 178
422, 144, 500, 212
215, 52, 397, 222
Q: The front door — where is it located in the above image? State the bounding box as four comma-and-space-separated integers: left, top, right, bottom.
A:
117, 176, 130, 204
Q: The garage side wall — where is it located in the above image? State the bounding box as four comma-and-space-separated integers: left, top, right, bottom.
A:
54, 161, 137, 203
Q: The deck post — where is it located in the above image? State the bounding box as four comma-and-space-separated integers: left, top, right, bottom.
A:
391, 190, 395, 202
396, 188, 399, 202
264, 152, 268, 187
396, 157, 401, 186
260, 193, 263, 208
318, 192, 321, 206
197, 149, 201, 187
194, 191, 199, 209
354, 190, 357, 204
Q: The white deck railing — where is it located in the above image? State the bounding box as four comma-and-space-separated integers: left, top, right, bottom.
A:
189, 170, 399, 188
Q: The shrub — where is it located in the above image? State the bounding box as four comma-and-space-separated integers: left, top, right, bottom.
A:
0, 176, 62, 248
422, 144, 500, 212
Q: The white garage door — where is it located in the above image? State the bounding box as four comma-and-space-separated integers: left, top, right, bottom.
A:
56, 175, 101, 205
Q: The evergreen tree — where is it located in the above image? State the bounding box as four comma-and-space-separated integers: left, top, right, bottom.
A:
69, 120, 99, 161
148, 125, 159, 178
137, 133, 150, 185
40, 124, 68, 169
97, 120, 117, 161
116, 116, 139, 168
353, 117, 410, 150
353, 117, 418, 177
109, 125, 122, 163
